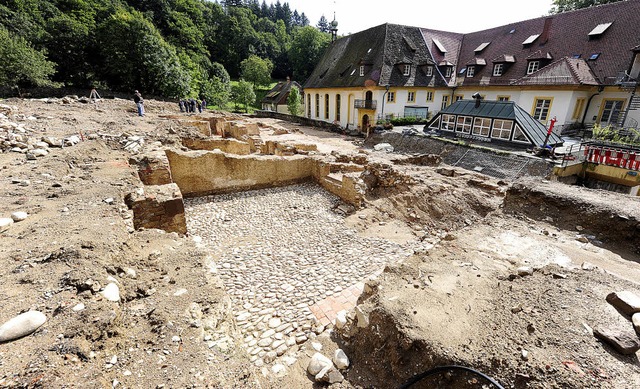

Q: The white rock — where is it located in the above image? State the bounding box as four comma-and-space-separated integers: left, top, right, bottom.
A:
373, 143, 394, 152
271, 363, 287, 377
0, 218, 14, 231
333, 349, 350, 369
72, 303, 85, 312
268, 317, 282, 328
633, 313, 640, 334
307, 353, 333, 375
172, 336, 181, 342
311, 341, 322, 351
282, 356, 297, 366
516, 266, 533, 276
10, 212, 28, 222
101, 283, 121, 302
110, 355, 118, 365
355, 306, 370, 328
315, 365, 344, 384
0, 311, 47, 342
31, 148, 48, 157
334, 310, 347, 329
173, 288, 187, 296
124, 268, 137, 279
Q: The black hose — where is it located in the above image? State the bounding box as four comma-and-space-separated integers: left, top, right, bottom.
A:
398, 365, 505, 389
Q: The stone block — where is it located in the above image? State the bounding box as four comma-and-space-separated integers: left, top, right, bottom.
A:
125, 183, 187, 234
130, 152, 172, 186
594, 327, 640, 355
227, 121, 259, 140
606, 291, 640, 316
179, 120, 211, 137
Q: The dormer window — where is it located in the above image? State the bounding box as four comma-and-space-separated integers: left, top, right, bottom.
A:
588, 22, 612, 38
527, 61, 540, 74
425, 66, 433, 76
359, 65, 365, 76
522, 34, 540, 46
493, 63, 504, 76
403, 64, 411, 76
433, 38, 447, 54
444, 67, 452, 77
474, 42, 491, 53
589, 53, 600, 60
466, 66, 475, 77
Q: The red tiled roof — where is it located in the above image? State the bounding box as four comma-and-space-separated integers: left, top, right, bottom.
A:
457, 0, 640, 86
512, 57, 600, 86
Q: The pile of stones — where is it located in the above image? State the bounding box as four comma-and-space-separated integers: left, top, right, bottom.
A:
0, 104, 80, 159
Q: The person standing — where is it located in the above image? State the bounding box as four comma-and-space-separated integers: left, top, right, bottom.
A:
201, 98, 207, 111
179, 99, 185, 113
189, 98, 196, 113
197, 99, 202, 113
134, 90, 144, 117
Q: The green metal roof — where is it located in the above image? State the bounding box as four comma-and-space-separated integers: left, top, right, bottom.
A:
433, 100, 563, 147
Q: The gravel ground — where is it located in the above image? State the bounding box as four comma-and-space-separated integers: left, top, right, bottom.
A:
184, 183, 417, 367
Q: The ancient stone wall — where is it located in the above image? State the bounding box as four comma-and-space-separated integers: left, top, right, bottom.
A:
181, 138, 251, 155
125, 183, 187, 234
165, 149, 314, 197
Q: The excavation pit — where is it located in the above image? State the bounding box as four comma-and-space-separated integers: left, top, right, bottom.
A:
184, 182, 420, 364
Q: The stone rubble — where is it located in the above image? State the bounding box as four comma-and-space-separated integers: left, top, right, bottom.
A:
185, 183, 423, 367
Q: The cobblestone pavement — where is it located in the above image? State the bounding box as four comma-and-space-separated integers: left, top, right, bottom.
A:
184, 183, 415, 366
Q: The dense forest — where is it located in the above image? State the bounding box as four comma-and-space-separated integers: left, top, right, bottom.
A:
0, 0, 333, 102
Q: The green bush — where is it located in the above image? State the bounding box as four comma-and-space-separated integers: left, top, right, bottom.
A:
592, 124, 640, 145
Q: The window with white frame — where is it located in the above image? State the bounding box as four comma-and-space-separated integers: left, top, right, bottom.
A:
315, 94, 319, 117
472, 117, 491, 137
456, 116, 473, 133
527, 61, 540, 74
466, 66, 475, 77
426, 91, 434, 101
497, 96, 510, 102
532, 98, 552, 121
444, 67, 452, 77
441, 114, 456, 131
512, 124, 528, 142
336, 94, 341, 122
493, 63, 504, 76
426, 66, 433, 76
441, 95, 449, 109
387, 92, 395, 102
491, 119, 513, 139
407, 91, 415, 102
359, 65, 365, 76
403, 64, 411, 76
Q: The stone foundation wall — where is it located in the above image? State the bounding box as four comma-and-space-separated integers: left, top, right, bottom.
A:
165, 149, 314, 197
130, 151, 172, 186
125, 183, 187, 234
226, 121, 259, 139
178, 120, 211, 137
181, 138, 251, 155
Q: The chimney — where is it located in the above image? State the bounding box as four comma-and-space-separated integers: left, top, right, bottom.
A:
540, 17, 553, 45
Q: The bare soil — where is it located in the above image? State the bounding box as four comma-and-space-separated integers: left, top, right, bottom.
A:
1, 97, 640, 388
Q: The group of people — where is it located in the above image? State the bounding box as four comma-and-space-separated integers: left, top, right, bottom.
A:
179, 98, 206, 113
130, 91, 208, 117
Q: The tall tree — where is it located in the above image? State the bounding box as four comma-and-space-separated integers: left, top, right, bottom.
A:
288, 26, 330, 81
240, 54, 273, 88
550, 0, 624, 13
96, 8, 190, 97
232, 79, 256, 112
316, 15, 329, 33
0, 27, 56, 94
286, 84, 301, 116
